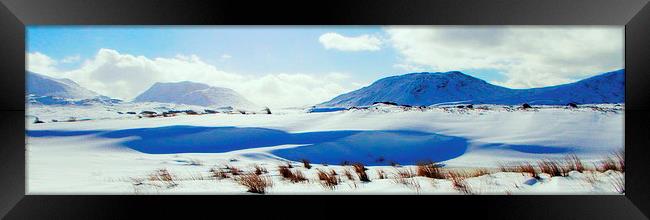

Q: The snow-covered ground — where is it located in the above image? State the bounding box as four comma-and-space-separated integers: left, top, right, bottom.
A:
26, 103, 625, 194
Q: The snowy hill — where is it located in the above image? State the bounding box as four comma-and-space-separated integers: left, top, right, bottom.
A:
133, 81, 256, 108
27, 71, 100, 100
27, 72, 121, 105
320, 69, 624, 107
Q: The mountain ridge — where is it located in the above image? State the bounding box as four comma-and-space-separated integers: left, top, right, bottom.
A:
133, 81, 257, 108
319, 69, 624, 107
27, 72, 122, 105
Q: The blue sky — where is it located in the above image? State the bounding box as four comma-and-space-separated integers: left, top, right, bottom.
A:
26, 26, 623, 107
29, 26, 413, 83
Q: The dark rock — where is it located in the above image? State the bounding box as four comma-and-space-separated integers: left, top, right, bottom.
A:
204, 109, 218, 114
373, 101, 398, 106
140, 111, 157, 115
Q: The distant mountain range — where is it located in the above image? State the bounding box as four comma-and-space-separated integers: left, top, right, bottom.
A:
133, 81, 257, 108
26, 72, 256, 108
27, 69, 625, 108
319, 69, 624, 107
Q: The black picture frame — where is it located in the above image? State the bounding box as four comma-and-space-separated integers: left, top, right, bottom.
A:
1, 0, 649, 219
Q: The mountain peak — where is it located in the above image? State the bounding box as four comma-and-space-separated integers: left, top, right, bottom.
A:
320, 70, 624, 107
134, 81, 256, 108
27, 71, 102, 100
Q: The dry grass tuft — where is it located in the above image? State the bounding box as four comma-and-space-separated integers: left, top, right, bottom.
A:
210, 167, 230, 179
499, 162, 538, 179
224, 165, 242, 176
278, 165, 293, 179
301, 159, 312, 169
148, 169, 177, 187
235, 173, 273, 194
316, 169, 339, 190
599, 150, 625, 173
466, 168, 491, 178
254, 165, 268, 175
352, 163, 370, 182
537, 159, 570, 177
416, 161, 445, 179
392, 168, 421, 192
565, 154, 585, 173
343, 168, 355, 181
376, 169, 386, 179
277, 165, 308, 183
394, 167, 416, 178
290, 170, 308, 183
615, 149, 625, 172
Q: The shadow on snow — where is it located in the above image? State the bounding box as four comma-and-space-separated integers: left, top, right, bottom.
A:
26, 125, 575, 165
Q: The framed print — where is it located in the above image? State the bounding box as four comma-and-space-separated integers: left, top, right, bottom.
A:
1, 0, 649, 219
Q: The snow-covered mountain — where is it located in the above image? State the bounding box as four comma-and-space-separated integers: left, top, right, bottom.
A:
27, 72, 121, 105
320, 69, 624, 107
27, 71, 100, 99
133, 81, 256, 108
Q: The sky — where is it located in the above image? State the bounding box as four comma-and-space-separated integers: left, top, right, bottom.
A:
26, 26, 624, 108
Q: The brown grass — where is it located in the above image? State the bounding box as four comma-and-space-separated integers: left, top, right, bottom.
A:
394, 167, 416, 179
537, 159, 570, 177
317, 169, 339, 190
376, 169, 386, 179
392, 167, 421, 192
290, 170, 308, 183
467, 168, 491, 177
278, 165, 292, 178
616, 149, 625, 172
148, 169, 177, 187
598, 151, 625, 173
225, 165, 242, 176
209, 167, 229, 179
499, 162, 538, 179
447, 171, 474, 194
235, 174, 273, 194
301, 159, 312, 169
393, 175, 421, 192
277, 165, 308, 183
254, 165, 268, 175
352, 163, 370, 182
416, 161, 445, 179
565, 154, 585, 173
343, 168, 355, 181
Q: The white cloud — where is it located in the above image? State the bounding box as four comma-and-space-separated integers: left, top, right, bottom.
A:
26, 52, 58, 74
61, 55, 81, 63
28, 49, 357, 108
392, 63, 426, 72
318, 32, 382, 51
385, 26, 624, 88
